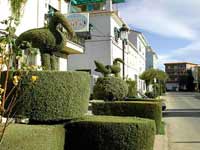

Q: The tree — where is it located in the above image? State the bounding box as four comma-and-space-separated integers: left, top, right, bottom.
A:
178, 70, 194, 91
140, 69, 168, 96
139, 68, 157, 92
9, 0, 27, 20
186, 70, 194, 91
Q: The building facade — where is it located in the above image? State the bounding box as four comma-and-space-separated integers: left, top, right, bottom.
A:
128, 30, 148, 92
164, 62, 198, 91
67, 0, 147, 93
146, 46, 158, 70
0, 0, 84, 71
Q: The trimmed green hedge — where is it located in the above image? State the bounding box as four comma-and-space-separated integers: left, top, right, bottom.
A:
1, 124, 65, 150
125, 98, 164, 102
91, 101, 162, 134
93, 77, 128, 101
66, 116, 155, 150
14, 71, 90, 122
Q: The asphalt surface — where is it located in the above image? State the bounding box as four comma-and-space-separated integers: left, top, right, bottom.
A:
163, 92, 200, 150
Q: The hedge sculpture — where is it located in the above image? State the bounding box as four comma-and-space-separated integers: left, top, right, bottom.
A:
16, 12, 75, 70
94, 58, 124, 77
110, 58, 124, 77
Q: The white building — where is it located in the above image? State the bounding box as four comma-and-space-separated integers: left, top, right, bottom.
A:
67, 0, 147, 93
146, 46, 158, 70
0, 0, 84, 70
128, 30, 148, 92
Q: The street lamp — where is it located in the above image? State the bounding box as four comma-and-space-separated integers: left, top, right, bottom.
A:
119, 24, 129, 79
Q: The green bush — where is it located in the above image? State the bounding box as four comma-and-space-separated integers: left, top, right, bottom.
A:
13, 71, 90, 122
153, 83, 160, 97
66, 115, 155, 150
41, 53, 51, 70
145, 92, 156, 98
1, 124, 65, 150
93, 77, 128, 101
91, 101, 162, 134
125, 97, 164, 102
126, 79, 137, 97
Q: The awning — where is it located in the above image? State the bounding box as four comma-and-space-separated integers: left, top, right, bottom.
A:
71, 0, 125, 5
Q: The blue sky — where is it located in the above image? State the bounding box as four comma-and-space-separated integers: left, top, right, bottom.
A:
118, 0, 200, 69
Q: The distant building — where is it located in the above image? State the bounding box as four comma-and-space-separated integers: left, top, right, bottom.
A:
146, 46, 158, 69
164, 62, 198, 91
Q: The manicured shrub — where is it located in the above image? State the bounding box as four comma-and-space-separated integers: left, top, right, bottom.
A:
41, 53, 51, 70
91, 101, 162, 134
14, 71, 90, 122
66, 115, 155, 150
153, 83, 160, 97
50, 55, 59, 70
1, 124, 65, 150
93, 77, 128, 101
126, 79, 137, 97
145, 92, 156, 98
125, 97, 163, 102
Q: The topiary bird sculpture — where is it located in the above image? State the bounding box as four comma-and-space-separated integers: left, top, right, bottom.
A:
110, 58, 124, 77
94, 58, 124, 77
16, 11, 75, 70
94, 60, 111, 77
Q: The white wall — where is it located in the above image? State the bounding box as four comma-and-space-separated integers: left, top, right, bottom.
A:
129, 31, 147, 93
68, 13, 112, 76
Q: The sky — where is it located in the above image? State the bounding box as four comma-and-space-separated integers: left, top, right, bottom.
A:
118, 0, 200, 69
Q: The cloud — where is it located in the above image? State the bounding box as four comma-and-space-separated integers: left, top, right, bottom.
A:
119, 0, 199, 40
119, 0, 200, 67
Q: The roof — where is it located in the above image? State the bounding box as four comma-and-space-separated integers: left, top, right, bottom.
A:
129, 30, 149, 46
164, 62, 199, 65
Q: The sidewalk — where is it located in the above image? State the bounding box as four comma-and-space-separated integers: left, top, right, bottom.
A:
154, 124, 169, 150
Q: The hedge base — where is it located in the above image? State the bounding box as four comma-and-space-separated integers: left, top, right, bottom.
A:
91, 101, 162, 134
66, 116, 156, 150
12, 71, 90, 122
1, 124, 65, 150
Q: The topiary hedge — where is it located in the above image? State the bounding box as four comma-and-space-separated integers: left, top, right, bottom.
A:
65, 115, 156, 150
126, 79, 137, 97
1, 124, 65, 150
125, 97, 164, 102
13, 71, 90, 122
93, 77, 128, 101
91, 101, 162, 134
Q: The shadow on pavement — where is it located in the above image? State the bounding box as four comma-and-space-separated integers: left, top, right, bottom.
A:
173, 141, 200, 144
163, 109, 200, 117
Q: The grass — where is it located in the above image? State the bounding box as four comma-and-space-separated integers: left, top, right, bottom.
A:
0, 124, 65, 150
158, 121, 165, 135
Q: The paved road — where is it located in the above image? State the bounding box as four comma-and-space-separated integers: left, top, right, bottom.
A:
163, 92, 200, 150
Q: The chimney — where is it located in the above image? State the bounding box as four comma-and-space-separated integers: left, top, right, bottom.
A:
106, 0, 113, 11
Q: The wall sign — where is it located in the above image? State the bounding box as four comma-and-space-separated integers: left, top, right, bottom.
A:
65, 13, 89, 32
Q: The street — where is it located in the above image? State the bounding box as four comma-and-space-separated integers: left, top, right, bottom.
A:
163, 92, 200, 150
